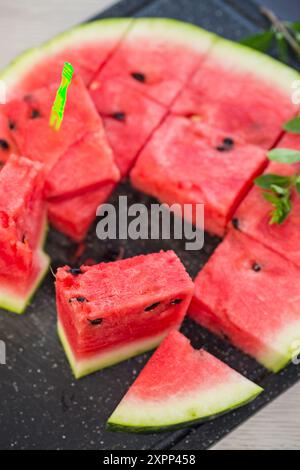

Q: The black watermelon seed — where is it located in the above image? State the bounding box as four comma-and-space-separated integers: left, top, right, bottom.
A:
145, 302, 161, 312
0, 139, 9, 151
223, 137, 234, 147
170, 298, 183, 305
111, 112, 126, 122
21, 234, 27, 244
131, 72, 146, 83
31, 109, 41, 119
68, 268, 82, 275
8, 120, 16, 131
252, 262, 262, 272
232, 218, 240, 230
69, 296, 88, 303
88, 318, 103, 325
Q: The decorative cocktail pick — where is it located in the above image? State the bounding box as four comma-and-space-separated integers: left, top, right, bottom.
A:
49, 62, 74, 131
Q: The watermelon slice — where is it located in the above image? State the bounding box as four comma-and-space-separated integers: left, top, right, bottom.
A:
89, 77, 166, 177
131, 115, 267, 237
232, 133, 300, 267
172, 37, 300, 149
0, 155, 49, 314
56, 251, 194, 378
107, 330, 263, 433
0, 19, 132, 99
48, 183, 115, 242
0, 110, 19, 166
189, 230, 300, 372
91, 18, 216, 107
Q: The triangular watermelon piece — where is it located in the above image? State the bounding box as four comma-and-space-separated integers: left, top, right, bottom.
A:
232, 132, 300, 268
56, 251, 194, 378
89, 77, 166, 177
190, 230, 300, 372
172, 37, 300, 149
107, 330, 262, 433
0, 155, 49, 314
92, 18, 216, 107
131, 115, 267, 237
0, 19, 132, 99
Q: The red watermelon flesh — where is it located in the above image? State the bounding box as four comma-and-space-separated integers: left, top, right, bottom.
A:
131, 115, 267, 237
89, 77, 166, 176
0, 111, 19, 165
232, 141, 300, 267
107, 330, 263, 432
4, 76, 101, 172
45, 131, 120, 199
172, 39, 299, 149
189, 230, 300, 372
92, 18, 216, 107
56, 251, 194, 378
48, 183, 115, 242
1, 19, 132, 99
0, 155, 49, 313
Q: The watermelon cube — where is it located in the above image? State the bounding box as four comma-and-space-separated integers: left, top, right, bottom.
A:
89, 77, 166, 177
93, 18, 216, 107
0, 155, 49, 314
232, 132, 300, 267
108, 330, 263, 433
189, 230, 300, 372
47, 183, 115, 242
131, 115, 267, 237
172, 37, 299, 148
56, 251, 194, 378
4, 76, 120, 240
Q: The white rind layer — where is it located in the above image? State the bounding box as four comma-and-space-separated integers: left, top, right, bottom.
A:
0, 250, 50, 314
57, 320, 176, 379
108, 376, 263, 430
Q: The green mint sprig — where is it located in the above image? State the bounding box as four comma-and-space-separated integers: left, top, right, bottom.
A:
254, 126, 300, 224
240, 8, 300, 63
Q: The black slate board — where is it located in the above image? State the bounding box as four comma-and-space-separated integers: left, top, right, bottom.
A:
1, 0, 300, 451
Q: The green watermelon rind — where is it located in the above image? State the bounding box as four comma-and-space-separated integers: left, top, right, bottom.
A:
0, 249, 50, 315
57, 320, 174, 379
0, 18, 132, 94
106, 382, 263, 434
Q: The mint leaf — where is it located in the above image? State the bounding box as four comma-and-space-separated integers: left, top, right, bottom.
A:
240, 30, 274, 52
263, 190, 292, 225
283, 117, 300, 134
295, 175, 300, 195
275, 32, 289, 62
255, 173, 292, 189
267, 148, 300, 164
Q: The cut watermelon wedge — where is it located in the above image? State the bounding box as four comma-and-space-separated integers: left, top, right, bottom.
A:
131, 115, 267, 237
107, 330, 263, 433
0, 156, 49, 314
89, 77, 166, 177
189, 230, 300, 372
56, 251, 194, 378
92, 18, 216, 107
48, 183, 115, 242
172, 37, 300, 149
0, 19, 132, 99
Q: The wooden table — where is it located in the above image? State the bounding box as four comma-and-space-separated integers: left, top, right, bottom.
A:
0, 0, 299, 450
